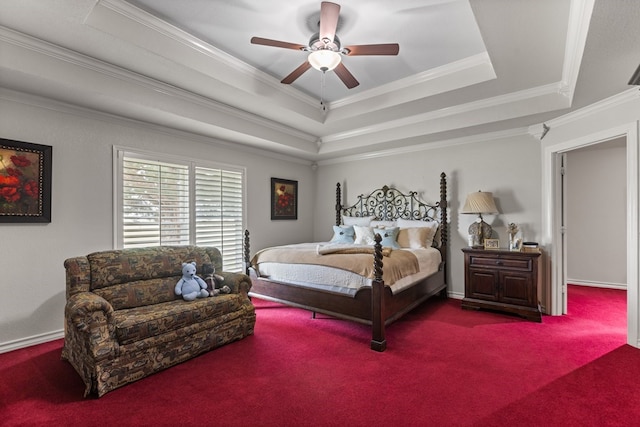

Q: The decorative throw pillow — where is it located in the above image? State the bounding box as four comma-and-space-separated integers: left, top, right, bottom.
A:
420, 222, 439, 248
397, 219, 439, 248
330, 225, 355, 244
353, 225, 376, 245
432, 226, 442, 248
374, 227, 400, 249
342, 215, 375, 227
397, 226, 438, 249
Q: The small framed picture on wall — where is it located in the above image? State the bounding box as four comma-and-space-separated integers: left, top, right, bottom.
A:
271, 178, 298, 220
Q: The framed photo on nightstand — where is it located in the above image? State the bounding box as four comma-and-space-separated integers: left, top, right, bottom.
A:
483, 239, 500, 249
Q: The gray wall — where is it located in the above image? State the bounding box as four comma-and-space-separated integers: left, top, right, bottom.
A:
0, 94, 315, 348
566, 138, 627, 287
2, 89, 637, 350
314, 135, 544, 300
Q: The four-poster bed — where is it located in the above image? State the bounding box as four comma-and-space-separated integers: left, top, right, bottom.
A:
244, 173, 448, 351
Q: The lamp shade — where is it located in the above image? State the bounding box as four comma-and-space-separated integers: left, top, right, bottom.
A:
308, 50, 341, 71
461, 191, 498, 214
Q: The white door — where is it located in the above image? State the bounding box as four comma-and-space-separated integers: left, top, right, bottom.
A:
560, 153, 568, 314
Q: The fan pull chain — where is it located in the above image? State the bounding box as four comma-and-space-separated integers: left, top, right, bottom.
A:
320, 71, 327, 111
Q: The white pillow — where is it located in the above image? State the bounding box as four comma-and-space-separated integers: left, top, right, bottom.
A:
343, 215, 375, 227
397, 218, 439, 229
353, 225, 376, 245
397, 223, 438, 249
370, 220, 397, 229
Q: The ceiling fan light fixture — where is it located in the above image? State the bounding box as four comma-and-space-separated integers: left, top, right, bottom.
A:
308, 50, 341, 72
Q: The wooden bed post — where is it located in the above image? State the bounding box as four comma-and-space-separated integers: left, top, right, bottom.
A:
335, 182, 342, 226
439, 172, 448, 268
244, 229, 250, 275
370, 233, 387, 352
439, 172, 449, 247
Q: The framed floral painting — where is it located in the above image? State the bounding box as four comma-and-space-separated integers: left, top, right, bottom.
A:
271, 178, 297, 220
0, 138, 52, 223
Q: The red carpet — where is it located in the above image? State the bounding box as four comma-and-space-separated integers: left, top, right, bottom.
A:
0, 285, 637, 426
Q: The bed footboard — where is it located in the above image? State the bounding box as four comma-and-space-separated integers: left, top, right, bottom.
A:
244, 229, 390, 352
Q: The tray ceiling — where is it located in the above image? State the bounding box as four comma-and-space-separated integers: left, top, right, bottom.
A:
0, 0, 638, 161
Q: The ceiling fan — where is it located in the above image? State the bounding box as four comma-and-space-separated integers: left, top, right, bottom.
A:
250, 1, 399, 89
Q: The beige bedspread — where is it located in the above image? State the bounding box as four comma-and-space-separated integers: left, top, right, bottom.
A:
251, 244, 419, 285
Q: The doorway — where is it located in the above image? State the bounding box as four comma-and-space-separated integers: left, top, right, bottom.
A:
563, 139, 627, 332
542, 121, 639, 348
564, 138, 627, 291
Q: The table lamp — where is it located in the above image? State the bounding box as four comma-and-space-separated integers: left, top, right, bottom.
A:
461, 191, 499, 247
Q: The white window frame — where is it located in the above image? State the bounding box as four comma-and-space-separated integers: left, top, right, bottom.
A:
113, 146, 247, 272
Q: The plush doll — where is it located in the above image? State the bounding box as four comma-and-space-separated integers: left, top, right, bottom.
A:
202, 263, 231, 296
175, 262, 210, 301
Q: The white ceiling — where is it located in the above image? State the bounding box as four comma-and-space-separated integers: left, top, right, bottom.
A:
0, 0, 639, 162
128, 0, 489, 103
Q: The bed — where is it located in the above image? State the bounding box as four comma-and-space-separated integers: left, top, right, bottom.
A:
244, 172, 448, 351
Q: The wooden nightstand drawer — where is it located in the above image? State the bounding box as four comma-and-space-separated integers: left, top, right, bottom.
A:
468, 255, 532, 271
462, 247, 542, 322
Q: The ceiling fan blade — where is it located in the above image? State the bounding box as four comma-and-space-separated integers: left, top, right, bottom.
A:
319, 2, 340, 43
334, 62, 359, 89
281, 61, 312, 85
344, 44, 400, 56
251, 37, 306, 51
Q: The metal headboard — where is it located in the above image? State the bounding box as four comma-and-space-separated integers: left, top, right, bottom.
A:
339, 185, 439, 222
335, 172, 448, 254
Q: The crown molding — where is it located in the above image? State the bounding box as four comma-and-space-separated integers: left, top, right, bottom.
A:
88, 0, 320, 109
321, 81, 567, 146
528, 88, 640, 136
328, 52, 496, 112
1, 23, 566, 158
0, 87, 314, 166
0, 26, 318, 145
89, 0, 500, 128
317, 127, 532, 166
1, 0, 611, 161
560, 0, 595, 102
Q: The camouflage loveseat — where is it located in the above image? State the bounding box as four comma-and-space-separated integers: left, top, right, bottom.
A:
62, 246, 255, 397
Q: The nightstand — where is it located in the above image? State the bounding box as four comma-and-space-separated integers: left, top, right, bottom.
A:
461, 247, 542, 322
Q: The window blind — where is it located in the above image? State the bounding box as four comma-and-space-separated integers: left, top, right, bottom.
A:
194, 167, 244, 272
118, 151, 245, 272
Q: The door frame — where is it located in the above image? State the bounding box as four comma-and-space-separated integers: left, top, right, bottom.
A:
541, 121, 639, 347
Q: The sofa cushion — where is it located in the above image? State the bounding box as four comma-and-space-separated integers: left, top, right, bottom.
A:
88, 246, 212, 290
112, 294, 246, 345
93, 276, 181, 310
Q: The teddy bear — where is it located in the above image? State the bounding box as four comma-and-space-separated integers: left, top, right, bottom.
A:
174, 262, 210, 301
202, 263, 231, 296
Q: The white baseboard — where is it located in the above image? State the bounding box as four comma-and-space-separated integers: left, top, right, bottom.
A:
0, 330, 64, 354
567, 279, 627, 290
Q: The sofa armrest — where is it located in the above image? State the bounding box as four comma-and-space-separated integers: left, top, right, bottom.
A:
65, 292, 119, 361
64, 256, 91, 298
219, 272, 252, 295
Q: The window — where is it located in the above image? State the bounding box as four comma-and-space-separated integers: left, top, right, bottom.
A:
114, 148, 245, 272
